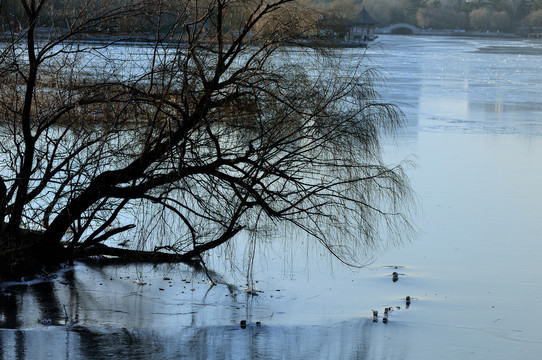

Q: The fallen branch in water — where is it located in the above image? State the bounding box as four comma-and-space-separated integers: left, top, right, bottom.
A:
81, 243, 196, 263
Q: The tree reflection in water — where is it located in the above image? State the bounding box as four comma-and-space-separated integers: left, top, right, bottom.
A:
0, 262, 404, 359
1, 320, 381, 359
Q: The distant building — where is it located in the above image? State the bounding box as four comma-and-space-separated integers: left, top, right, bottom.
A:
345, 8, 377, 44
529, 27, 542, 38
317, 8, 377, 47
516, 25, 542, 38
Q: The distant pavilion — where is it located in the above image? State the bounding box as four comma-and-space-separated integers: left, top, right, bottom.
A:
345, 8, 377, 43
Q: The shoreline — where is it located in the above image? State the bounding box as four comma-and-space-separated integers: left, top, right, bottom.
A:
376, 28, 524, 39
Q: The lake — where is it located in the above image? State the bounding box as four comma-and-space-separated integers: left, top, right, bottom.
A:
2, 35, 542, 359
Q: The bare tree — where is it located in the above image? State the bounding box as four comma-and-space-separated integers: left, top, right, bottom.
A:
0, 0, 413, 279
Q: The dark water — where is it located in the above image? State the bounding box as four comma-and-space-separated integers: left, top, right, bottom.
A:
3, 35, 542, 359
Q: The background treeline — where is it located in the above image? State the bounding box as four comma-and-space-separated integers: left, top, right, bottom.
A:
0, 0, 193, 34
0, 0, 319, 36
321, 0, 542, 32
2, 0, 542, 34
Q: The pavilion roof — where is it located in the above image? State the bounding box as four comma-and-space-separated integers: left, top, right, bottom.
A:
352, 8, 377, 25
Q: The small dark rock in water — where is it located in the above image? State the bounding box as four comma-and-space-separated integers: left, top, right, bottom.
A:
240, 320, 247, 329
384, 307, 393, 315
392, 272, 399, 282
256, 322, 261, 327
372, 310, 378, 323
406, 296, 411, 308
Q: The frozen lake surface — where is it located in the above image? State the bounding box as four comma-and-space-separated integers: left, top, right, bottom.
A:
2, 35, 542, 359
